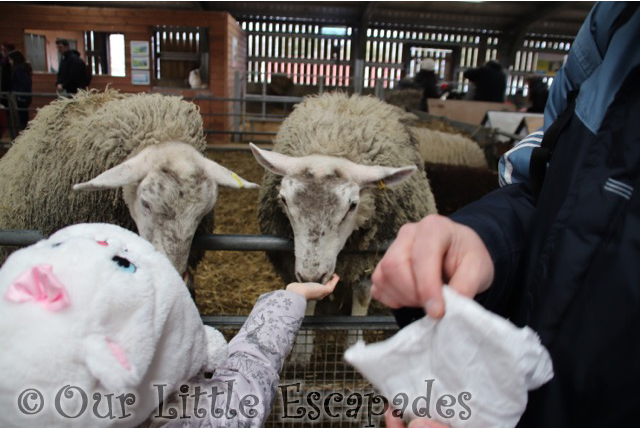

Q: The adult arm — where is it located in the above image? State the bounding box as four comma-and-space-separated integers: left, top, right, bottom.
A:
372, 182, 537, 319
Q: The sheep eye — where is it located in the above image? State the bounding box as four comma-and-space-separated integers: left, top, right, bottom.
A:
112, 255, 137, 273
348, 201, 357, 212
279, 195, 287, 207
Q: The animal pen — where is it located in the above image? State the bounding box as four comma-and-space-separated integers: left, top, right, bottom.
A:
0, 4, 588, 424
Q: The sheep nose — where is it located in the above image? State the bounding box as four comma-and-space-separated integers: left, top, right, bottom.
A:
297, 271, 330, 284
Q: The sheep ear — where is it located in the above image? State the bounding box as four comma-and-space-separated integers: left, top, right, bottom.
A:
201, 158, 259, 189
249, 143, 300, 176
73, 151, 151, 191
351, 164, 418, 188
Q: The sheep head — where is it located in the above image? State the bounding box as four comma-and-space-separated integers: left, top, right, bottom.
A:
250, 143, 416, 284
74, 142, 258, 276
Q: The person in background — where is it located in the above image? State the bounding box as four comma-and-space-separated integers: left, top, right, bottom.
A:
7, 50, 32, 131
0, 42, 15, 106
463, 60, 507, 102
507, 88, 528, 112
526, 76, 549, 113
373, 1, 640, 427
0, 42, 15, 138
414, 58, 439, 112
55, 39, 87, 94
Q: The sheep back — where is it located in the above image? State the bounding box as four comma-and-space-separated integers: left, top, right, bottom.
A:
0, 89, 210, 267
411, 126, 488, 168
258, 93, 437, 314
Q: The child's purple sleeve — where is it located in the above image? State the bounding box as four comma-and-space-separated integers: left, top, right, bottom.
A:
162, 290, 307, 428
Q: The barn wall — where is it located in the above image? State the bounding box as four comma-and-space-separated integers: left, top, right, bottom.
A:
0, 3, 246, 142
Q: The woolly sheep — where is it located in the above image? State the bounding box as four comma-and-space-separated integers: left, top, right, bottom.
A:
0, 89, 256, 277
384, 88, 423, 112
411, 126, 488, 168
188, 68, 208, 89
251, 92, 437, 319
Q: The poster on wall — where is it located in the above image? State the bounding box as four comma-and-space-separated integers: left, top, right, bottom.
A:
130, 40, 150, 84
131, 41, 150, 57
131, 56, 150, 70
535, 53, 566, 76
132, 70, 150, 85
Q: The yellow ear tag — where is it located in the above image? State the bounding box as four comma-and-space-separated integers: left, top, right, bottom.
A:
377, 180, 387, 190
231, 172, 244, 188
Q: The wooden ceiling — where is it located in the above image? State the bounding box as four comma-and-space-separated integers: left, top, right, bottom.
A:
26, 1, 595, 38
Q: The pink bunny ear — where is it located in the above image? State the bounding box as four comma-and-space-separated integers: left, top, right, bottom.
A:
84, 334, 142, 391
106, 338, 131, 371
4, 265, 70, 311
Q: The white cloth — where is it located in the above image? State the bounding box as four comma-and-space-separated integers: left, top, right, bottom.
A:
344, 287, 553, 428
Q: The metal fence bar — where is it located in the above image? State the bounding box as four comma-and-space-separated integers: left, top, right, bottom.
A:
0, 230, 45, 246
204, 315, 397, 329
0, 230, 392, 253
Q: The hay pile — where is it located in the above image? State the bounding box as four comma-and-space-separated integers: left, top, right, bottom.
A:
195, 150, 282, 315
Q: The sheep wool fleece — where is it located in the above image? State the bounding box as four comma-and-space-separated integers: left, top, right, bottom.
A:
258, 93, 437, 314
0, 89, 206, 238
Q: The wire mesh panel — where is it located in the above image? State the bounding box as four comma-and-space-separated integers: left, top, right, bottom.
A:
214, 319, 398, 427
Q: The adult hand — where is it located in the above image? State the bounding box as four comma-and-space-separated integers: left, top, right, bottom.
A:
385, 410, 450, 428
371, 214, 494, 318
286, 273, 339, 301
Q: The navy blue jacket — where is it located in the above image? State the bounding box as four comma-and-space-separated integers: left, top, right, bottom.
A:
395, 3, 640, 426
451, 3, 640, 426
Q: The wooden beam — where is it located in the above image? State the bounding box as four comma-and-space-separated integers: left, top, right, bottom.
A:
352, 2, 378, 92
498, 2, 570, 66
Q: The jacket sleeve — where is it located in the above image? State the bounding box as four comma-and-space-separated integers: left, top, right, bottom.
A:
167, 290, 306, 428
450, 183, 537, 314
56, 59, 68, 86
463, 67, 480, 82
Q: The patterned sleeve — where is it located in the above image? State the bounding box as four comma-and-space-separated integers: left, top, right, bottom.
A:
159, 290, 307, 428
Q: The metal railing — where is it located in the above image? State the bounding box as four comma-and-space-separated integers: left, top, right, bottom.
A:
0, 229, 392, 253
0, 228, 399, 428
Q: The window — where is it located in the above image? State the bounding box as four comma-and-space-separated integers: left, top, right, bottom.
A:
85, 31, 126, 77
152, 26, 209, 87
23, 30, 125, 76
321, 26, 348, 37
24, 33, 47, 72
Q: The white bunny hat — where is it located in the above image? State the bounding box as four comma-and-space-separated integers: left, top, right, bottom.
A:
0, 223, 228, 427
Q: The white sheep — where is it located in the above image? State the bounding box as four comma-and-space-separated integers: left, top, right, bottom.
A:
250, 92, 437, 324
74, 141, 258, 276
188, 69, 208, 89
0, 89, 256, 280
411, 126, 488, 168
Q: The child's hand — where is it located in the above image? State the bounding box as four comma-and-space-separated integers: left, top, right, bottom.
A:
286, 274, 339, 301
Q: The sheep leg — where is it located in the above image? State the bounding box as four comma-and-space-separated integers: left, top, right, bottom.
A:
290, 300, 316, 365
347, 278, 372, 348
